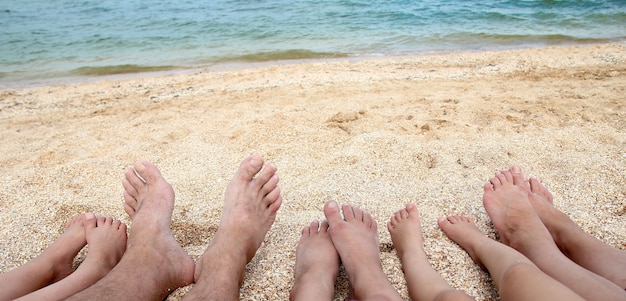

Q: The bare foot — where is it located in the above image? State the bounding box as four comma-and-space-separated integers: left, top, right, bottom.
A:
290, 220, 339, 301
15, 215, 127, 301
43, 214, 90, 283
482, 169, 554, 252
324, 201, 401, 301
511, 167, 626, 289
387, 205, 474, 301
0, 214, 89, 301
387, 203, 424, 260
438, 215, 488, 269
122, 160, 195, 294
190, 155, 282, 299
508, 167, 573, 241
77, 216, 127, 282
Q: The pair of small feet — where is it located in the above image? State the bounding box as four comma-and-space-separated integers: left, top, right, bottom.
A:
292, 201, 402, 301
120, 155, 282, 292
5, 213, 126, 300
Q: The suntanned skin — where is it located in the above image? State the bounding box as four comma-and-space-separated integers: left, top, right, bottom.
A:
185, 155, 282, 300
66, 154, 282, 301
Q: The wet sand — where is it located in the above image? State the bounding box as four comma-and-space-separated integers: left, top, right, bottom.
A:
0, 43, 624, 300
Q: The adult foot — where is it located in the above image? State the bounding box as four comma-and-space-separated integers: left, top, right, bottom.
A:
290, 220, 339, 301
482, 169, 554, 253
438, 215, 489, 269
324, 201, 401, 301
191, 155, 282, 297
122, 160, 195, 294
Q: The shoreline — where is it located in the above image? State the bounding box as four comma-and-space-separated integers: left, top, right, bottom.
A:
0, 43, 624, 300
2, 40, 623, 90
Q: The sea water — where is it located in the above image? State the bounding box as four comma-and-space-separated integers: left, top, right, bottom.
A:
1, 0, 625, 87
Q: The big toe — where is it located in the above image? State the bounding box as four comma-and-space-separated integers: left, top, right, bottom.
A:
510, 166, 527, 186
133, 160, 163, 184
323, 200, 344, 227
84, 213, 97, 230
236, 155, 265, 182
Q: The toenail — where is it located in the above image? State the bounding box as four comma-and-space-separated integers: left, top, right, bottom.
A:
135, 161, 146, 172
250, 158, 262, 168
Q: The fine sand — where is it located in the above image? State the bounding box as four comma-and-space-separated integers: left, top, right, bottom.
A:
0, 43, 624, 300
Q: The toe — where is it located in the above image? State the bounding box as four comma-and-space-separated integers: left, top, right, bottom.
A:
261, 174, 279, 197
405, 203, 418, 215
255, 163, 277, 191
236, 155, 264, 182
484, 182, 495, 192
324, 201, 344, 227
489, 175, 502, 188
301, 225, 311, 236
264, 186, 281, 206
352, 206, 364, 222
124, 167, 145, 191
511, 167, 526, 186
84, 213, 97, 230
320, 221, 330, 233
342, 205, 356, 222
309, 221, 320, 235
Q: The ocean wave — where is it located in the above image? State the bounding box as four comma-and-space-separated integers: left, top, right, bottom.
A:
71, 65, 177, 76
214, 49, 349, 63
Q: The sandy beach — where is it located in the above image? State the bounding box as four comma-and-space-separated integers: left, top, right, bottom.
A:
1, 43, 624, 300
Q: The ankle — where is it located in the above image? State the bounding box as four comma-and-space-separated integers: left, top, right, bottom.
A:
196, 248, 247, 285
291, 273, 336, 301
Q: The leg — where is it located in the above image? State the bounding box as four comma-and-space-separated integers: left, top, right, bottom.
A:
387, 203, 473, 301
511, 166, 626, 288
0, 214, 88, 301
185, 155, 282, 301
438, 215, 583, 301
324, 200, 402, 301
483, 169, 626, 300
67, 160, 196, 300
17, 215, 127, 300
290, 220, 340, 301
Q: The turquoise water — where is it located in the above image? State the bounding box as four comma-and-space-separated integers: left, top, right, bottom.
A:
1, 0, 625, 86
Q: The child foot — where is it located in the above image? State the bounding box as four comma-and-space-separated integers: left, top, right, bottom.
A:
438, 215, 488, 269
387, 203, 425, 259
